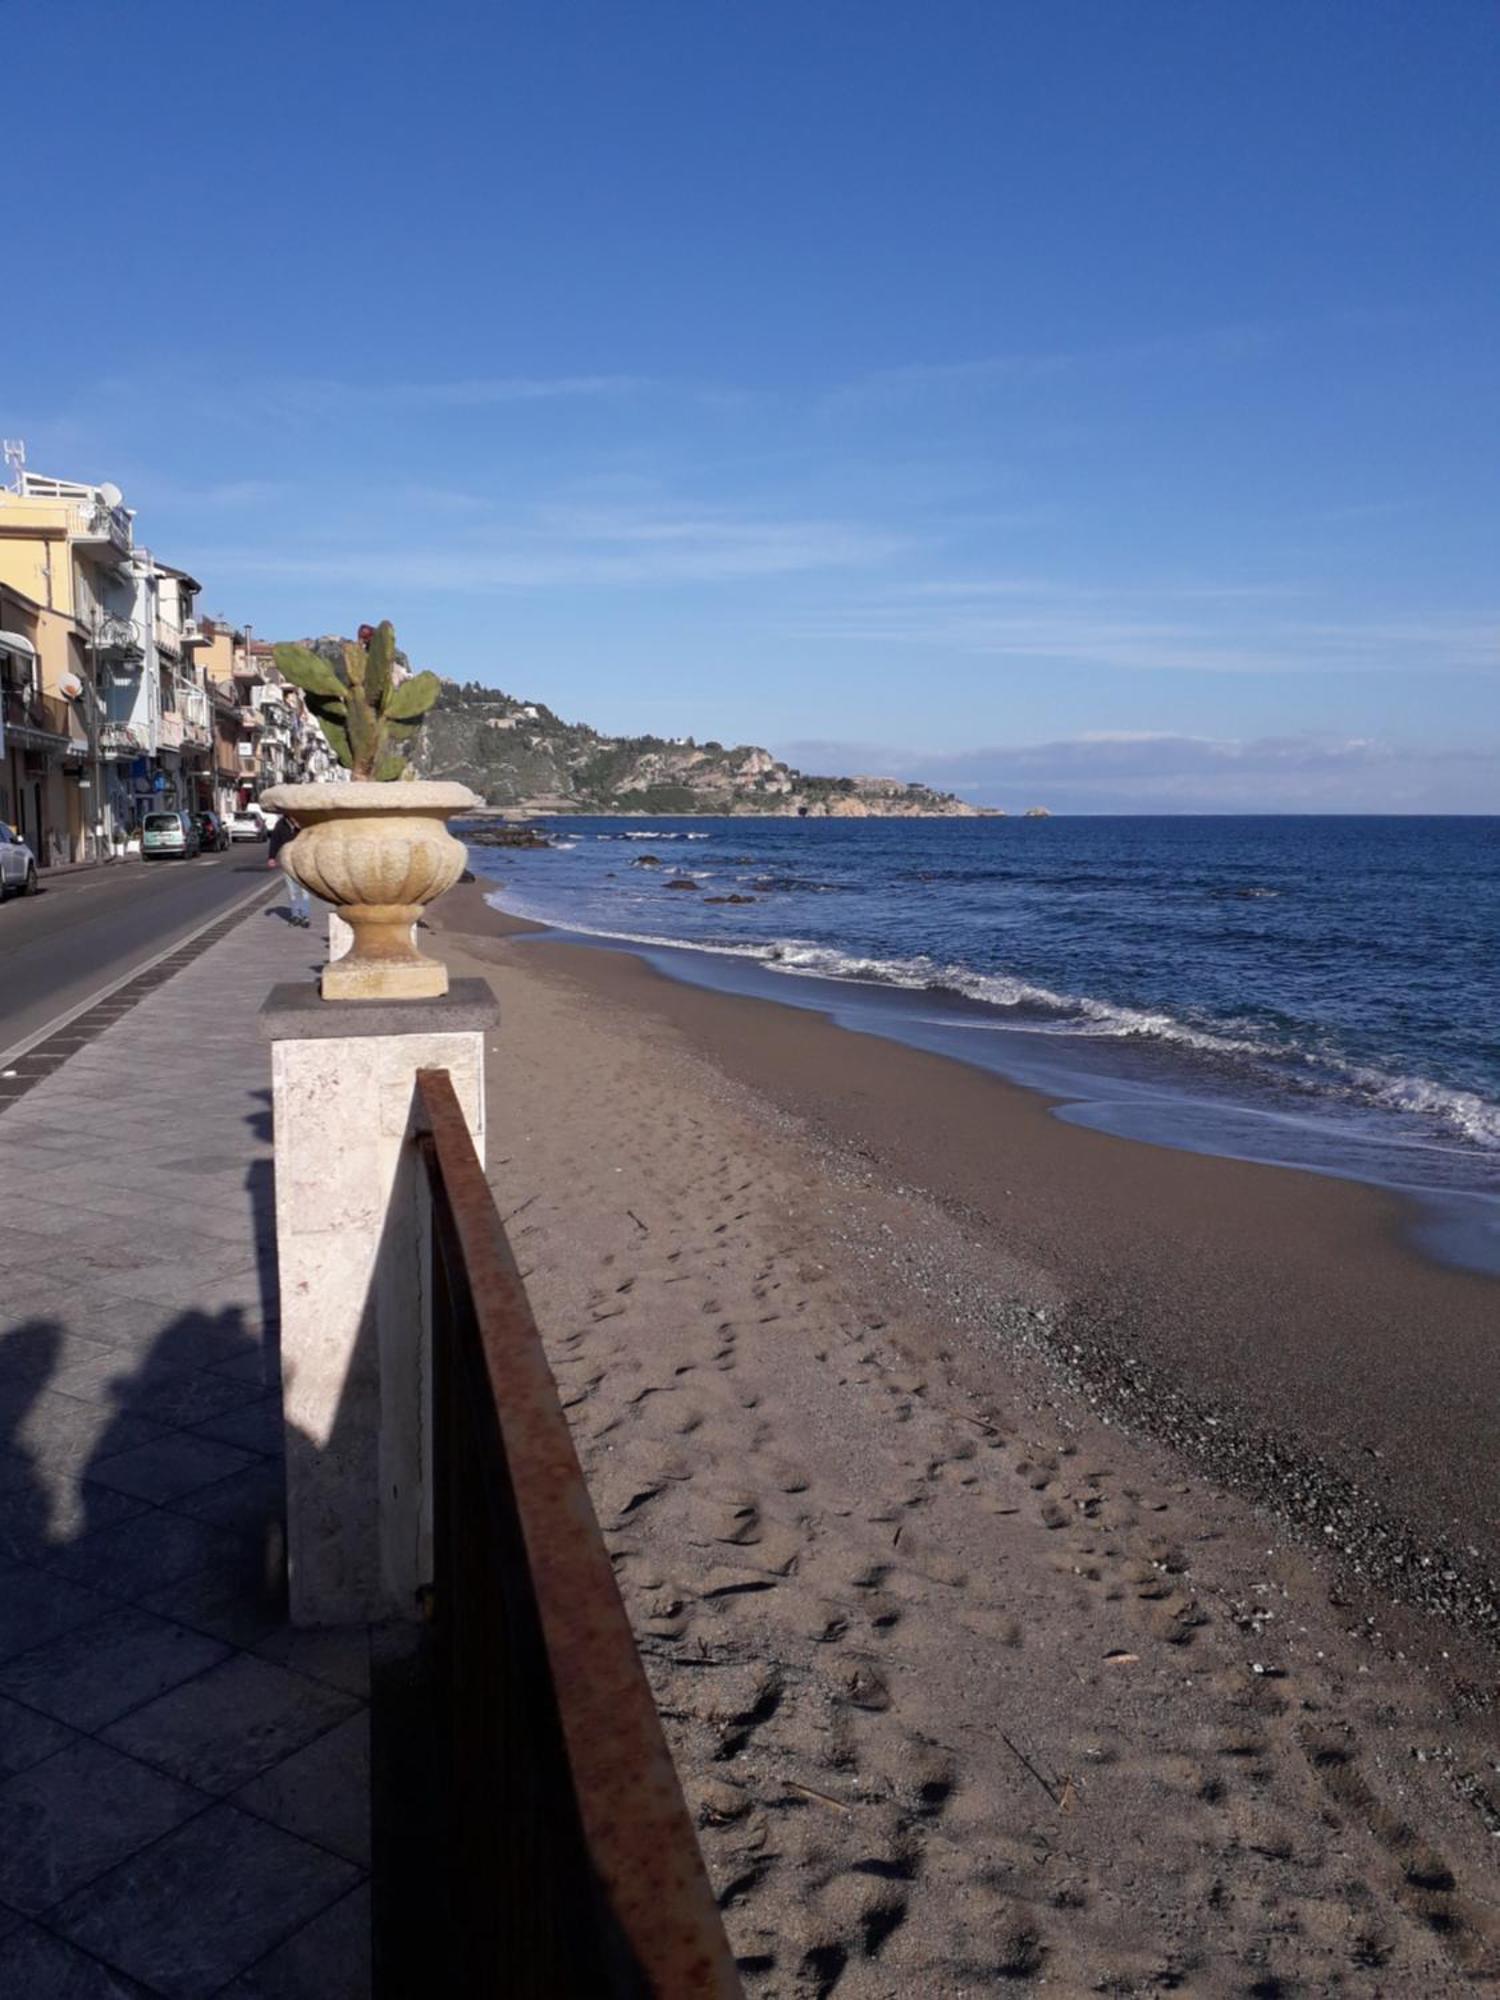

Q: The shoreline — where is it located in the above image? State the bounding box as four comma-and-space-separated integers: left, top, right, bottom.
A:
468, 853, 1500, 1275
434, 878, 1500, 1648
428, 880, 1500, 1991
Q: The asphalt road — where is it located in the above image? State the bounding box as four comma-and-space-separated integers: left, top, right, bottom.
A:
0, 846, 282, 1058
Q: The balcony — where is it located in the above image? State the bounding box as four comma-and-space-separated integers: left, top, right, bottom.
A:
1, 685, 79, 752
73, 501, 133, 558
95, 617, 145, 660
100, 719, 152, 756
155, 624, 183, 661
181, 619, 212, 649
158, 712, 185, 750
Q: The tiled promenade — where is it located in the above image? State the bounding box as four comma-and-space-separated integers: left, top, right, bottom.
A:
0, 898, 372, 1998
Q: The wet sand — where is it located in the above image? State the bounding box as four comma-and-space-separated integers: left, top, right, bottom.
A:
429, 881, 1500, 1992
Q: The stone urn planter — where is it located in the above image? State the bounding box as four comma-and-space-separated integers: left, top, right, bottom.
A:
260, 781, 480, 1000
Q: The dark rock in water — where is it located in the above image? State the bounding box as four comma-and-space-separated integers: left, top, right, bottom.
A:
664, 877, 698, 890
466, 823, 553, 849
631, 854, 663, 868
704, 893, 757, 905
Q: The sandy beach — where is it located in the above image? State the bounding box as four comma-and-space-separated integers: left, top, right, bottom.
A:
431, 881, 1500, 1993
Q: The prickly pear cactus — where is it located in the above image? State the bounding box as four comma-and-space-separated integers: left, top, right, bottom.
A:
273, 622, 440, 780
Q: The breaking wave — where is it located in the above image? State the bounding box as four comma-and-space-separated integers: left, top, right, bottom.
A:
482, 891, 1500, 1153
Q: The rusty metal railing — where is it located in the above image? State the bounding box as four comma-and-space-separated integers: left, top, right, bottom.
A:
414, 1068, 741, 1998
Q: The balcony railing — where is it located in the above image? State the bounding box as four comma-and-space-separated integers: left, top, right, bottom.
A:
76, 504, 134, 560
100, 719, 152, 755
95, 617, 144, 658
1, 686, 76, 746
413, 1068, 739, 1997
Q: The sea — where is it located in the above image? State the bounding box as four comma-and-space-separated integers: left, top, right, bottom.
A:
467, 814, 1500, 1275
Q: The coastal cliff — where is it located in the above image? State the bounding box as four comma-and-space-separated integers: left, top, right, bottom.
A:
411, 679, 979, 815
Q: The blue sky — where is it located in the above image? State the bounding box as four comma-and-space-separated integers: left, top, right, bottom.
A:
6, 0, 1498, 809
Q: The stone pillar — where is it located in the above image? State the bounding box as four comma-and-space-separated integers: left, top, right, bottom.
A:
259, 980, 500, 1626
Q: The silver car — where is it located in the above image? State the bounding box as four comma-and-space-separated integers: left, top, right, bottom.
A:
0, 823, 38, 899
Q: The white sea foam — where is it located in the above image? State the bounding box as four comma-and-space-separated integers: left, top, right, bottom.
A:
481, 889, 1500, 1152
1346, 1068, 1500, 1150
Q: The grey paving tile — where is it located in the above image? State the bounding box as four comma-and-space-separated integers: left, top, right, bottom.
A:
0, 1606, 228, 1731
0, 1694, 76, 1778
169, 1458, 283, 1538
0, 1738, 206, 1915
0, 1330, 117, 1383
124, 1368, 266, 1430
0, 1563, 114, 1666
137, 1563, 285, 1651
212, 1343, 276, 1384
81, 1264, 266, 1316
102, 1654, 359, 1796
0, 1278, 59, 1324
86, 1434, 254, 1506
0, 1480, 146, 1566
53, 1802, 360, 2000
0, 1386, 170, 1467
45, 1352, 200, 1408
42, 1508, 248, 1603
92, 1313, 267, 1369
191, 1395, 284, 1457
30, 1296, 175, 1353
224, 1881, 370, 1999
235, 1713, 369, 1867
0, 1204, 131, 1245
250, 1626, 370, 1700
0, 1923, 152, 1997
14, 1239, 169, 1284
0, 1444, 37, 1494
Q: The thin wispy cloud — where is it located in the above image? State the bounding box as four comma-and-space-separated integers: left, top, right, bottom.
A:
198, 498, 914, 590
303, 373, 647, 410
825, 321, 1282, 411
792, 581, 1500, 677
775, 731, 1500, 813
824, 306, 1438, 413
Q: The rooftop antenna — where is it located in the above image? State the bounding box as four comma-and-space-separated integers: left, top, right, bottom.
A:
2, 440, 25, 491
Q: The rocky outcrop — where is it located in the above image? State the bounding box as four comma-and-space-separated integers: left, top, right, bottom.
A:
413, 679, 979, 816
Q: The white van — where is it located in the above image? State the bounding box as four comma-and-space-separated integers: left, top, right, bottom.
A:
141, 810, 201, 859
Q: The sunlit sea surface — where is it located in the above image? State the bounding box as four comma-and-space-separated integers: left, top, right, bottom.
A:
468, 814, 1500, 1273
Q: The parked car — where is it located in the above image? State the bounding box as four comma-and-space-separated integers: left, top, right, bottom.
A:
141, 810, 202, 859
227, 809, 267, 842
195, 811, 230, 853
0, 823, 38, 898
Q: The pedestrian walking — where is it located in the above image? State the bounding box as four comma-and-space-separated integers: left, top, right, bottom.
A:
267, 812, 311, 927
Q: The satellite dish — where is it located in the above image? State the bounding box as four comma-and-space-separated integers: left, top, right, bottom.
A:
58, 673, 84, 700
97, 482, 123, 509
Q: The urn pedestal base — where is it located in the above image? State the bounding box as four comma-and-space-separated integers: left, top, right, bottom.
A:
319, 902, 446, 1000
323, 958, 448, 1001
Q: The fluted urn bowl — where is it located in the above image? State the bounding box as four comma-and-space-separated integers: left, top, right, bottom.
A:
260, 781, 481, 1000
